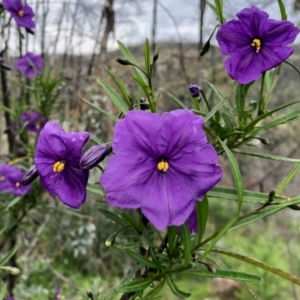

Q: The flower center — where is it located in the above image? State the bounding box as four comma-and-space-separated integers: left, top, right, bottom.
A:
15, 182, 20, 188
53, 161, 65, 172
251, 38, 261, 53
157, 159, 169, 173
18, 10, 24, 17
0, 176, 5, 181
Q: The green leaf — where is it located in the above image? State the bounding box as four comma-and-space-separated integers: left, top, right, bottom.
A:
166, 275, 191, 298
185, 269, 262, 282
208, 186, 287, 204
218, 139, 243, 212
180, 222, 191, 265
81, 97, 118, 122
233, 150, 300, 163
196, 196, 209, 244
114, 242, 141, 250
104, 265, 141, 300
205, 83, 227, 121
5, 197, 22, 210
98, 208, 128, 227
92, 277, 101, 298
87, 183, 105, 196
104, 67, 131, 108
167, 226, 178, 253
245, 99, 300, 132
117, 40, 148, 84
0, 284, 6, 300
276, 161, 300, 194
214, 0, 224, 23
89, 135, 103, 144
251, 109, 300, 136
132, 75, 153, 104
144, 38, 151, 76
278, 0, 287, 20
212, 247, 300, 286
143, 279, 165, 299
168, 93, 187, 109
97, 79, 129, 114
125, 250, 158, 269
117, 277, 153, 293
0, 244, 18, 266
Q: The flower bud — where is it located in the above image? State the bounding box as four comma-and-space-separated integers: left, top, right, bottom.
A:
189, 84, 201, 98
116, 57, 132, 66
21, 165, 39, 186
0, 266, 21, 275
140, 97, 150, 110
105, 232, 117, 248
153, 52, 159, 63
80, 144, 112, 170
87, 290, 94, 299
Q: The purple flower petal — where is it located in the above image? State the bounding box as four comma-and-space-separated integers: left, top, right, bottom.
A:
101, 109, 222, 230
216, 6, 300, 84
34, 121, 90, 208
17, 52, 42, 78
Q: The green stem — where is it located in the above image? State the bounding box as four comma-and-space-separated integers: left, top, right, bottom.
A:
257, 72, 266, 116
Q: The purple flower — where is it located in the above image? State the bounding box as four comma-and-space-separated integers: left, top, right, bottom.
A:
3, 0, 35, 29
0, 164, 32, 196
187, 208, 197, 233
54, 286, 61, 300
100, 109, 222, 230
4, 297, 15, 300
216, 6, 300, 84
17, 52, 42, 78
189, 84, 201, 98
21, 111, 41, 132
34, 121, 90, 208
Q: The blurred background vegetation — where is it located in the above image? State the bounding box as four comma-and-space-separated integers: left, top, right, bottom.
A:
1, 0, 300, 299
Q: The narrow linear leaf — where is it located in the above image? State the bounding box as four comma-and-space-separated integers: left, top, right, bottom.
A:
0, 244, 18, 266
87, 183, 105, 196
166, 275, 191, 298
205, 83, 226, 121
143, 279, 165, 300
117, 277, 153, 293
233, 151, 300, 163
219, 139, 243, 212
276, 162, 300, 194
212, 248, 300, 286
196, 196, 209, 244
115, 242, 141, 250
117, 40, 148, 84
208, 186, 287, 204
98, 208, 128, 227
168, 93, 187, 109
144, 38, 151, 76
180, 222, 191, 265
97, 79, 129, 114
277, 0, 287, 20
0, 285, 6, 300
132, 75, 153, 103
185, 269, 262, 282
81, 97, 118, 122
126, 249, 158, 269
104, 265, 141, 300
167, 226, 178, 253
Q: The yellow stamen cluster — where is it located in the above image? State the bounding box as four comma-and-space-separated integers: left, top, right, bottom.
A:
53, 161, 65, 172
157, 160, 169, 173
15, 182, 20, 188
251, 38, 261, 52
18, 10, 24, 17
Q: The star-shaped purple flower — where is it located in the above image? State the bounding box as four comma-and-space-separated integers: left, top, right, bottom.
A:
34, 121, 90, 208
17, 52, 42, 78
100, 109, 222, 230
0, 164, 32, 196
216, 6, 300, 84
3, 0, 35, 29
21, 111, 41, 133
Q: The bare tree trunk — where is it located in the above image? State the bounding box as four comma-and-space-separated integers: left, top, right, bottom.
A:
198, 0, 206, 88
99, 0, 115, 62
151, 0, 157, 53
41, 0, 50, 60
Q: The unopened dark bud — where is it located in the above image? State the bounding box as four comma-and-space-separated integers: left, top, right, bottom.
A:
25, 28, 35, 35
0, 62, 11, 71
140, 97, 150, 110
116, 57, 132, 66
259, 137, 270, 145
153, 52, 159, 63
189, 84, 201, 98
80, 144, 112, 170
87, 290, 94, 299
21, 165, 39, 186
